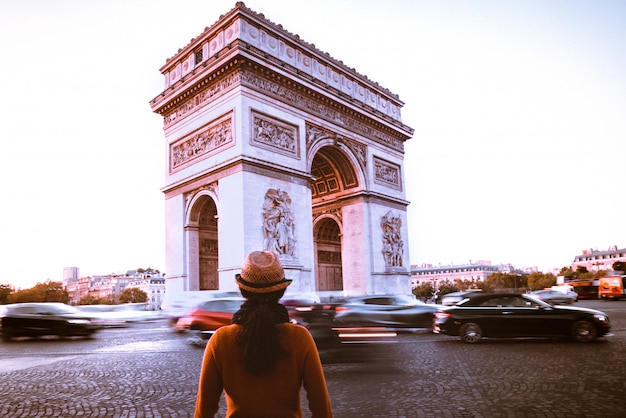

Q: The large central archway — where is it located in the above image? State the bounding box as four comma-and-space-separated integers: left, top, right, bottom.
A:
310, 145, 362, 294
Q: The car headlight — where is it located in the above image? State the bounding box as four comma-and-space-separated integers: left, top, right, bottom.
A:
593, 314, 608, 322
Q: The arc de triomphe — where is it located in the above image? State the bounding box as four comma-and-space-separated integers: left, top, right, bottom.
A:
149, 3, 414, 300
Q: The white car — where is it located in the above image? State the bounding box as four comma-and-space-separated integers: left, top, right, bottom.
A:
551, 285, 578, 302
441, 291, 483, 306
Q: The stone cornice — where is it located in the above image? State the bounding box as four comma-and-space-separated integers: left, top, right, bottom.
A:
149, 2, 413, 129
161, 155, 311, 197
152, 56, 409, 152
312, 190, 409, 211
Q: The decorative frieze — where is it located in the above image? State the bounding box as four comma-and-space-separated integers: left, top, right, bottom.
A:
251, 111, 299, 158
162, 71, 241, 128
242, 69, 404, 152
305, 123, 367, 169
170, 113, 234, 172
374, 156, 402, 190
312, 205, 343, 222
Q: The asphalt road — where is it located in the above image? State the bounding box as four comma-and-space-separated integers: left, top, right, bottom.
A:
0, 299, 625, 417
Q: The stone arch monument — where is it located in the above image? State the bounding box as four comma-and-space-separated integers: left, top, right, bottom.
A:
149, 3, 414, 300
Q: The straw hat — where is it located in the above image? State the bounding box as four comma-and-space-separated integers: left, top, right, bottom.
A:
236, 251, 292, 293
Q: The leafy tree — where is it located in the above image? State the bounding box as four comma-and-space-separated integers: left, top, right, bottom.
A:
412, 282, 434, 301
483, 272, 529, 292
7, 280, 69, 303
78, 295, 113, 305
475, 279, 494, 292
437, 280, 459, 298
527, 272, 556, 290
484, 272, 510, 290
575, 266, 589, 274
613, 261, 626, 273
0, 284, 14, 304
119, 287, 148, 304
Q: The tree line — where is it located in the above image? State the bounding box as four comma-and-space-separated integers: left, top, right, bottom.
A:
0, 280, 148, 305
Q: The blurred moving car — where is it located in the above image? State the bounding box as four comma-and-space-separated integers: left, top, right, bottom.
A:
333, 294, 438, 329
529, 289, 576, 305
76, 303, 165, 327
281, 295, 346, 326
175, 297, 245, 344
550, 285, 579, 301
433, 293, 611, 343
0, 302, 101, 341
440, 290, 483, 306
162, 291, 240, 326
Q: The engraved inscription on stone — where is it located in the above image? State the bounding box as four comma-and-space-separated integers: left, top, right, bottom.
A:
251, 111, 299, 158
170, 113, 234, 172
374, 156, 401, 190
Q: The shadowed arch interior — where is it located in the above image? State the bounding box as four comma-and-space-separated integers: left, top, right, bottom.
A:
188, 195, 218, 290
311, 147, 359, 199
314, 217, 343, 291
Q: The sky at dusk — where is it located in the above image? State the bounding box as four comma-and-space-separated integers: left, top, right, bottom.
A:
1, 0, 625, 289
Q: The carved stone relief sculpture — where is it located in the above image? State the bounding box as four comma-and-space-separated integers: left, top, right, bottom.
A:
381, 210, 404, 267
171, 114, 233, 171
251, 112, 299, 157
262, 188, 296, 257
374, 156, 401, 190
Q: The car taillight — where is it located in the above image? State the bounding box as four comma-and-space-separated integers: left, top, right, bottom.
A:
435, 312, 451, 319
335, 307, 349, 313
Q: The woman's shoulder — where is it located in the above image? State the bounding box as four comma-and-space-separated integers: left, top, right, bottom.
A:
209, 324, 240, 342
279, 322, 314, 338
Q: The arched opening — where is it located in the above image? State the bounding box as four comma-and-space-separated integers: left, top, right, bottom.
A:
314, 217, 343, 291
311, 145, 361, 292
310, 147, 359, 200
188, 195, 219, 291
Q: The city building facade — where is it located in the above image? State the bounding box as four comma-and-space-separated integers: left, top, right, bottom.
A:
149, 3, 414, 302
571, 246, 626, 272
411, 261, 503, 288
125, 271, 166, 310
63, 266, 79, 283
64, 270, 165, 308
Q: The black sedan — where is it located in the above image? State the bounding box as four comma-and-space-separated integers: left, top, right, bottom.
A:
0, 302, 101, 341
433, 293, 611, 343
333, 294, 439, 329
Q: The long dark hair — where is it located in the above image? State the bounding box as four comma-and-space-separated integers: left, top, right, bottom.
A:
232, 288, 290, 375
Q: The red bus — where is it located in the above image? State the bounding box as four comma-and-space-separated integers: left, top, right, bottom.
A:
599, 275, 626, 300
568, 279, 599, 300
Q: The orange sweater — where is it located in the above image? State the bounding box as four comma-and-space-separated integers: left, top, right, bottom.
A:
194, 323, 333, 418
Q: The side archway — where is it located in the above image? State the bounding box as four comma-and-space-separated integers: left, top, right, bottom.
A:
313, 216, 343, 291
186, 192, 219, 291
